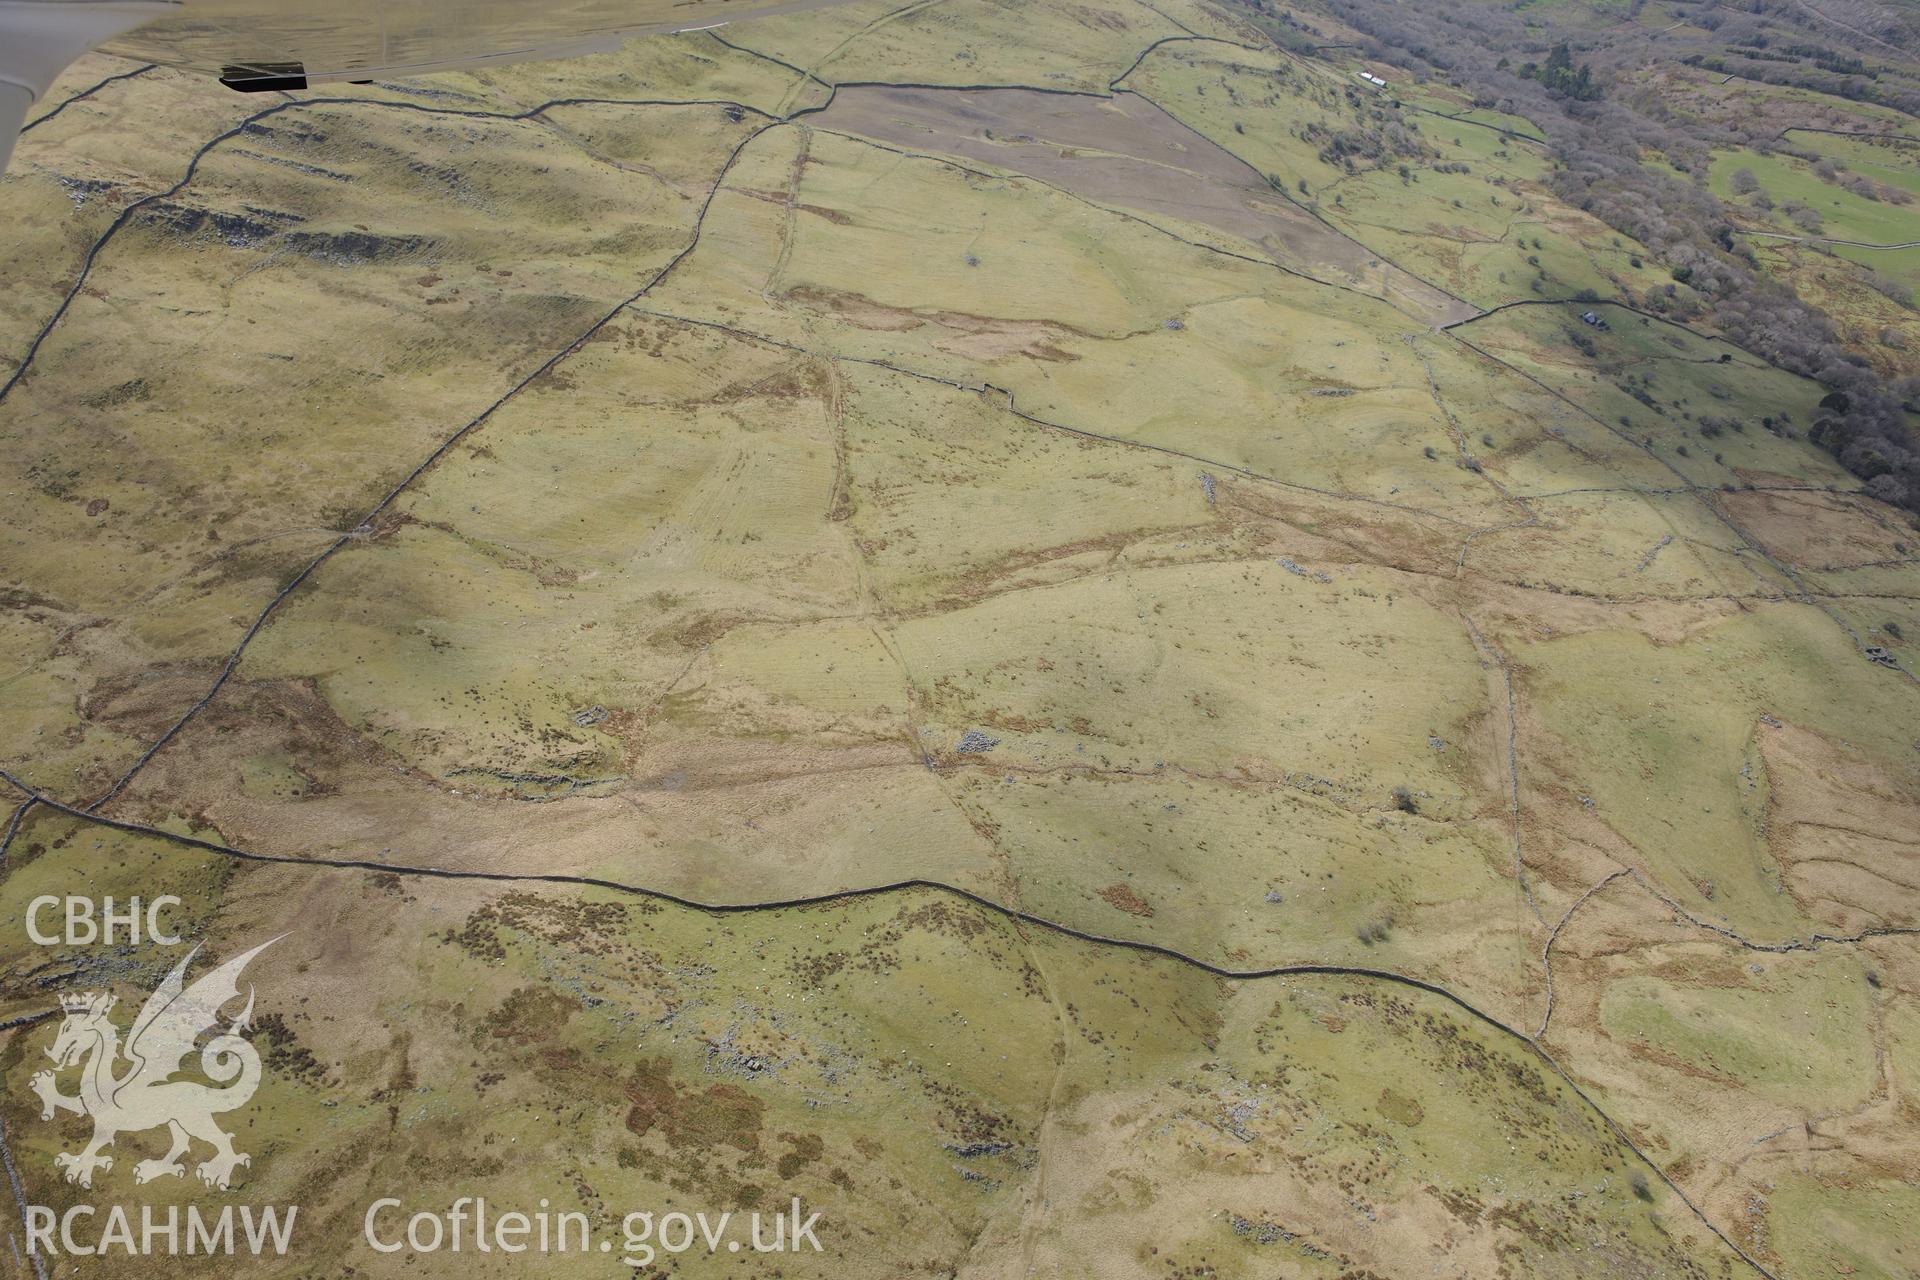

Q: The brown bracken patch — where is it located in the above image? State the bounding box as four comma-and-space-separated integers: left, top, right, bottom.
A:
1098, 882, 1154, 917
624, 1057, 766, 1152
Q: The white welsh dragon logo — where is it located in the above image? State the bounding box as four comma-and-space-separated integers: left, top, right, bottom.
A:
29, 938, 278, 1190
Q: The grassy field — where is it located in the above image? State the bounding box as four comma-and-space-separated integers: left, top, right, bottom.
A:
1512, 600, 1920, 937
1789, 131, 1920, 201
0, 816, 1761, 1278
718, 0, 1231, 109
0, 89, 772, 799
1703, 139, 1920, 367
1454, 301, 1854, 489
1540, 871, 1915, 1279
1709, 148, 1919, 249
1121, 41, 1674, 310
